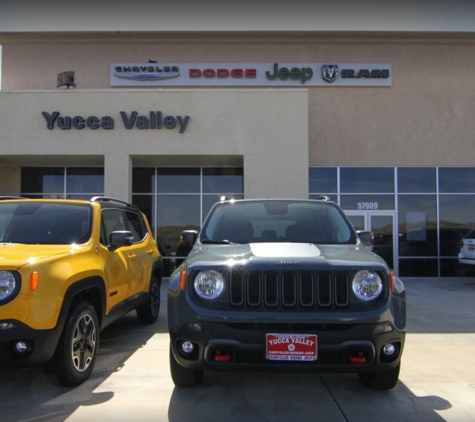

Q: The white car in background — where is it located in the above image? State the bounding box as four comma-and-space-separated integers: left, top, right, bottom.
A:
458, 229, 475, 274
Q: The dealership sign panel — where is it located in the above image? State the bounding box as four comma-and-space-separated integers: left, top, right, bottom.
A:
110, 62, 391, 87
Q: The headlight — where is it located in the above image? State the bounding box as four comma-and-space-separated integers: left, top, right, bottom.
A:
352, 270, 382, 301
0, 271, 17, 301
194, 270, 225, 300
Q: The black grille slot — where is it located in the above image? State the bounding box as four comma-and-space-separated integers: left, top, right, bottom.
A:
247, 273, 261, 306
299, 273, 314, 307
264, 273, 279, 306
335, 273, 350, 306
230, 273, 244, 306
282, 273, 297, 307
317, 273, 332, 307
227, 271, 353, 311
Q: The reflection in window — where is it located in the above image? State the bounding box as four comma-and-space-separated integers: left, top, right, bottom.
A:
341, 168, 394, 193
399, 258, 438, 277
398, 195, 437, 257
66, 168, 104, 194
21, 167, 103, 198
309, 167, 337, 193
132, 167, 243, 274
439, 168, 475, 193
156, 168, 200, 193
439, 195, 475, 256
22, 168, 64, 195
397, 167, 436, 193
203, 168, 243, 194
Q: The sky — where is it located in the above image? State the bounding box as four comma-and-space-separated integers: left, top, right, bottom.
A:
0, 0, 475, 33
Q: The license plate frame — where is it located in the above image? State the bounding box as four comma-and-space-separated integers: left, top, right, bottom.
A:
266, 333, 318, 361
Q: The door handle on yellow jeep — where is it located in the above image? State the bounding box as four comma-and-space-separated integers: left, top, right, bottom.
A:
146, 249, 155, 255
128, 253, 137, 260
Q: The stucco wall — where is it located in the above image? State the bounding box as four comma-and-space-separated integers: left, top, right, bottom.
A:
0, 89, 308, 200
1, 32, 474, 167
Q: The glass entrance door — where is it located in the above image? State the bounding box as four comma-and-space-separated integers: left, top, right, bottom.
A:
346, 212, 397, 274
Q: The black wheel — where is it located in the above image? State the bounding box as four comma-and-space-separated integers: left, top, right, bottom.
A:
358, 363, 400, 390
45, 301, 99, 387
136, 276, 161, 324
169, 344, 203, 387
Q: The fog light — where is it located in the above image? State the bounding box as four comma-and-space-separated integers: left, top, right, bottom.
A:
181, 341, 195, 355
382, 343, 397, 356
14, 341, 31, 354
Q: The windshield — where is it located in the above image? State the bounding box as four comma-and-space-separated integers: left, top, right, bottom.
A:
201, 200, 356, 245
0, 202, 92, 245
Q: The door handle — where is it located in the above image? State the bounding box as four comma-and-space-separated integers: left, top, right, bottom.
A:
128, 253, 137, 260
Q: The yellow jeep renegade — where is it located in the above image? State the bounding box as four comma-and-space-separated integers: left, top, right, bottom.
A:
0, 196, 162, 386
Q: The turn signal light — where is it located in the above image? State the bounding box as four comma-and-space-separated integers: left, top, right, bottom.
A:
390, 272, 396, 292
180, 268, 187, 291
30, 271, 39, 291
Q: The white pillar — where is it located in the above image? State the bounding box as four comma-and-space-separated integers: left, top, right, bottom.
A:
104, 153, 132, 202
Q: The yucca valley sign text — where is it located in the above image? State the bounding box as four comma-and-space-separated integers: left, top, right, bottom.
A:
42, 111, 191, 133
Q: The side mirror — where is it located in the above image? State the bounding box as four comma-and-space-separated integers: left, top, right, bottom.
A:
110, 230, 134, 250
357, 230, 374, 247
181, 230, 198, 248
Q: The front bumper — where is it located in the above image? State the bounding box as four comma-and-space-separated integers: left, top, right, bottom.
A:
170, 320, 405, 373
0, 319, 61, 367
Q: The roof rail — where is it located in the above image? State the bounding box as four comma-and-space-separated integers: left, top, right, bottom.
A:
0, 196, 30, 201
89, 196, 139, 210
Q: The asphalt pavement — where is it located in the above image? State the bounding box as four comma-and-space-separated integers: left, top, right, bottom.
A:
1, 277, 475, 422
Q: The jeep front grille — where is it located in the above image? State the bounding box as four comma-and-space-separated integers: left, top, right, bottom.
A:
229, 271, 351, 310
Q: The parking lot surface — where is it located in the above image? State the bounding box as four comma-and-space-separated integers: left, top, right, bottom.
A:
1, 277, 475, 422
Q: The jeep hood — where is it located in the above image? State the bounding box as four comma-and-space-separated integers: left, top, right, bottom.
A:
189, 242, 387, 268
0, 242, 79, 269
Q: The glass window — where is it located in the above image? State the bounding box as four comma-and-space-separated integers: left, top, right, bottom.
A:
399, 258, 438, 277
156, 168, 200, 193
203, 168, 243, 194
309, 167, 337, 193
21, 168, 64, 195
66, 168, 104, 194
125, 211, 147, 243
133, 168, 155, 193
132, 195, 153, 232
439, 168, 475, 193
340, 168, 394, 193
340, 194, 394, 211
397, 167, 436, 193
101, 209, 126, 246
398, 195, 437, 257
156, 195, 201, 253
440, 258, 461, 277
439, 195, 475, 256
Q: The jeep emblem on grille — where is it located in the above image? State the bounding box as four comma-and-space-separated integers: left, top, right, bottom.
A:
278, 260, 301, 266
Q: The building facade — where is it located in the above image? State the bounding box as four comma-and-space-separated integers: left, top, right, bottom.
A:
1, 31, 475, 277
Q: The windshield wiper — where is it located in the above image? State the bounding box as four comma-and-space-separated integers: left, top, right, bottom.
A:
201, 239, 235, 245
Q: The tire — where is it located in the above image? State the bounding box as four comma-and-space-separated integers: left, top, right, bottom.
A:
45, 301, 99, 387
169, 344, 203, 387
358, 363, 400, 390
136, 276, 161, 324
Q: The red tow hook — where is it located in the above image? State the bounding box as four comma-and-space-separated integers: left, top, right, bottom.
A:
349, 352, 366, 363
214, 350, 232, 362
